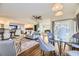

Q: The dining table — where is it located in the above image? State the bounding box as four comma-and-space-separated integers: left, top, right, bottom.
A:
53, 39, 79, 56
41, 33, 79, 56
53, 39, 73, 56
68, 43, 79, 50
43, 34, 68, 56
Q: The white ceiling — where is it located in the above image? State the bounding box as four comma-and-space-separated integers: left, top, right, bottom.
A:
0, 3, 79, 20
0, 3, 52, 18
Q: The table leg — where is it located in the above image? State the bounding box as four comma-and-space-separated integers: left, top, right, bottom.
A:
57, 41, 62, 56
19, 41, 22, 51
59, 41, 62, 55
63, 42, 66, 51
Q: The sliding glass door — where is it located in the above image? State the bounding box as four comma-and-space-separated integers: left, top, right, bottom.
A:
54, 19, 76, 42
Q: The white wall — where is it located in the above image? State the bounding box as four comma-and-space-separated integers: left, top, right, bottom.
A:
74, 7, 79, 16
38, 18, 52, 33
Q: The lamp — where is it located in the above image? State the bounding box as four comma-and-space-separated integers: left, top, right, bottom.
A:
25, 24, 33, 28
52, 3, 63, 11
54, 11, 63, 16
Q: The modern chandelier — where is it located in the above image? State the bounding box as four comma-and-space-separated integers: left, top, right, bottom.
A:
52, 3, 63, 11
52, 3, 64, 16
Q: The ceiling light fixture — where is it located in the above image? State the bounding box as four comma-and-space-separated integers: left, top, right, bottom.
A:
54, 11, 63, 16
52, 3, 63, 11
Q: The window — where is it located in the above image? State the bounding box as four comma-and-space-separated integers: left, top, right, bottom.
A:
54, 19, 76, 42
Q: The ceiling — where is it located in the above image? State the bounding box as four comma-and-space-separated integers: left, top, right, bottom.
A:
0, 3, 79, 21
0, 3, 51, 19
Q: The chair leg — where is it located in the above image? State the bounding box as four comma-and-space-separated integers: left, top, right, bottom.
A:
41, 50, 43, 56
63, 43, 66, 51
50, 51, 53, 56
41, 50, 56, 56
49, 51, 56, 56
53, 51, 56, 56
41, 50, 44, 56
43, 51, 44, 56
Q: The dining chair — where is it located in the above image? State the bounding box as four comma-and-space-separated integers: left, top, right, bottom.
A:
66, 33, 79, 56
66, 50, 79, 56
3, 29, 10, 40
47, 32, 54, 45
38, 36, 55, 56
0, 39, 16, 56
32, 31, 40, 41
15, 29, 21, 36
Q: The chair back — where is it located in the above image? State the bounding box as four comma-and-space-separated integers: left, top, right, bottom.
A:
48, 33, 53, 38
38, 36, 49, 51
0, 40, 16, 56
47, 33, 54, 43
32, 32, 40, 39
15, 29, 21, 36
4, 29, 10, 40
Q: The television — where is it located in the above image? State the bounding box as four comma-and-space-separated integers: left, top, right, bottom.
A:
9, 25, 17, 30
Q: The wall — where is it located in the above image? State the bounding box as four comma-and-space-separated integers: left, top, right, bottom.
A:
38, 18, 52, 33
0, 17, 10, 28
0, 17, 37, 29
74, 7, 79, 16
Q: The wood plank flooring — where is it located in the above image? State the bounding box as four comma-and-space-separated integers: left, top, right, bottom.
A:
17, 38, 79, 56
18, 44, 42, 56
18, 44, 55, 56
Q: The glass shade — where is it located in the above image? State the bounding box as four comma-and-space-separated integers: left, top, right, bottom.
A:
54, 11, 63, 16
52, 3, 63, 11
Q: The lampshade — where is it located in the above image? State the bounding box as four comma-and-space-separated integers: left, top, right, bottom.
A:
72, 33, 79, 39
0, 20, 5, 24
52, 3, 63, 11
54, 11, 63, 16
25, 24, 33, 28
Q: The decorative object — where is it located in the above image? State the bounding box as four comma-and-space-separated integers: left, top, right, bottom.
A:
32, 16, 42, 20
32, 16, 42, 31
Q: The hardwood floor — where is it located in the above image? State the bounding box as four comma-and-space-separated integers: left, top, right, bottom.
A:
18, 44, 55, 56
17, 38, 79, 56
18, 44, 41, 56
